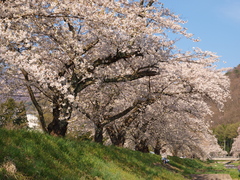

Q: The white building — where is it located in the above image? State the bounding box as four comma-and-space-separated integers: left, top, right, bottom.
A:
27, 114, 41, 130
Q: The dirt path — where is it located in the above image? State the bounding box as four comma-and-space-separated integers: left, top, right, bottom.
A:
191, 174, 232, 180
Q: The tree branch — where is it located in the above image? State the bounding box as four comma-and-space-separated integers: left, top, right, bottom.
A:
21, 69, 48, 133
147, 0, 155, 7
73, 77, 95, 96
104, 70, 158, 83
104, 97, 155, 125
92, 50, 143, 70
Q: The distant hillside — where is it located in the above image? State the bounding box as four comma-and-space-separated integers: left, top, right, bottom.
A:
211, 64, 240, 127
0, 129, 233, 180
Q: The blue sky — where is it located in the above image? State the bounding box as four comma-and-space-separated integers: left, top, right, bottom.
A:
160, 0, 240, 69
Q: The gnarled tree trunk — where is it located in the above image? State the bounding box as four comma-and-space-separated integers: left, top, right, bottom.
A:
47, 120, 68, 137
135, 139, 149, 153
47, 95, 68, 137
106, 125, 126, 147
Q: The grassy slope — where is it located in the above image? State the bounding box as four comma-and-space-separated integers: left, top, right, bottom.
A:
0, 129, 235, 180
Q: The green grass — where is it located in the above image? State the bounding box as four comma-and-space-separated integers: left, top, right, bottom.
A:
0, 128, 236, 180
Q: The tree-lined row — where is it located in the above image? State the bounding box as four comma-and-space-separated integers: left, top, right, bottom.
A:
0, 0, 230, 159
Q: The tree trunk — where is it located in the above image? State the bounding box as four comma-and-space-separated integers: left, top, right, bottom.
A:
106, 125, 126, 147
94, 124, 104, 144
172, 146, 180, 157
47, 95, 68, 137
135, 139, 149, 153
47, 120, 68, 137
154, 140, 162, 155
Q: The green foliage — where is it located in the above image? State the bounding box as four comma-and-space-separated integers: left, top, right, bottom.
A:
212, 123, 239, 153
0, 98, 27, 129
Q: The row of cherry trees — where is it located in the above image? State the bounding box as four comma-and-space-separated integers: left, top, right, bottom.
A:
0, 0, 230, 159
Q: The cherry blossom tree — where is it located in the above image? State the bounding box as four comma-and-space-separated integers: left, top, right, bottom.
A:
0, 0, 189, 136
0, 0, 230, 162
230, 127, 240, 157
124, 96, 227, 159
101, 58, 230, 155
